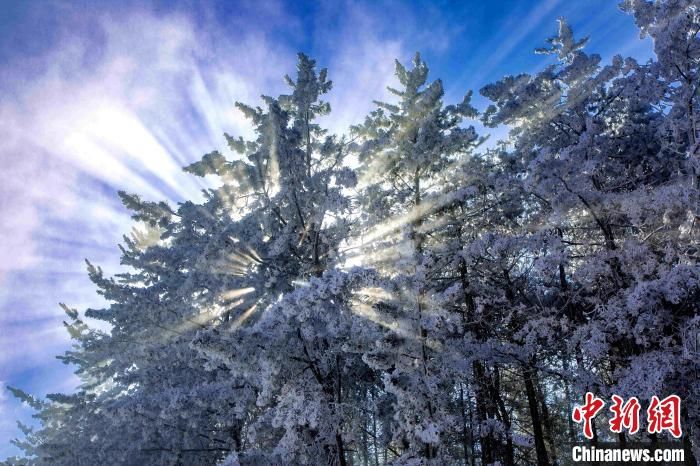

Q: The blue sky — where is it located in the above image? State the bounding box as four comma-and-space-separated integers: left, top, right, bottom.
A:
0, 0, 652, 457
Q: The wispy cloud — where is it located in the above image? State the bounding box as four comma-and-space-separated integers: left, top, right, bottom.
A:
320, 3, 405, 134
0, 5, 293, 456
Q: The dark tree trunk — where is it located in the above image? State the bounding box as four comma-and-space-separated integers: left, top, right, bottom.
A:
523, 365, 550, 466
459, 258, 499, 465
562, 356, 576, 443
537, 376, 557, 464
459, 383, 473, 466
474, 362, 498, 465
336, 354, 348, 466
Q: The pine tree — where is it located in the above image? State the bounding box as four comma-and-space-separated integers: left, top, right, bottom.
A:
352, 53, 482, 462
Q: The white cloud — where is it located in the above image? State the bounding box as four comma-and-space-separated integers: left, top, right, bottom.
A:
320, 3, 405, 134
0, 8, 296, 284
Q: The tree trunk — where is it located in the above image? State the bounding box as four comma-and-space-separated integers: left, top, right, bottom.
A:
523, 365, 550, 466
536, 375, 557, 465
372, 387, 380, 466
474, 362, 497, 465
492, 366, 514, 466
336, 354, 348, 466
459, 383, 472, 466
562, 356, 576, 443
459, 258, 499, 465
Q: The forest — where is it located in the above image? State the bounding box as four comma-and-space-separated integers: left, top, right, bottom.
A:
3, 1, 700, 465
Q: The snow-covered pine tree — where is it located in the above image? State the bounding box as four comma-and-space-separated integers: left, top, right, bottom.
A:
351, 53, 483, 463
5, 53, 364, 466
482, 10, 699, 460
188, 54, 378, 465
